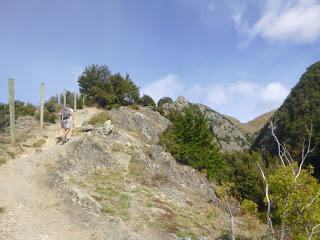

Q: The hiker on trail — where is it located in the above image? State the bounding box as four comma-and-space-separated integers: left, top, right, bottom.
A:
58, 106, 74, 144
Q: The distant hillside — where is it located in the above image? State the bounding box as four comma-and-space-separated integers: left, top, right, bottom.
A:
225, 111, 276, 134
253, 61, 320, 177
162, 97, 252, 152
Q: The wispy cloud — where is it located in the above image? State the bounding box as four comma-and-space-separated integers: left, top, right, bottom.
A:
233, 0, 320, 45
208, 2, 216, 12
141, 74, 184, 102
142, 74, 290, 122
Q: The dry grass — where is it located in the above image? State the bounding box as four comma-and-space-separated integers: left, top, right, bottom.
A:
88, 112, 111, 125
42, 161, 58, 172
32, 139, 46, 148
0, 206, 5, 214
0, 156, 6, 166
83, 169, 132, 221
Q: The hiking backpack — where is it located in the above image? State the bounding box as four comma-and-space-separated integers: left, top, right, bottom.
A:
61, 107, 72, 120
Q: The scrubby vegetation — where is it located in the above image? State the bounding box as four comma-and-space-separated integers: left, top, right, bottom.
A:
0, 101, 37, 132
219, 152, 266, 205
157, 97, 173, 107
57, 91, 84, 110
268, 163, 320, 238
160, 105, 224, 180
141, 94, 156, 107
88, 112, 111, 125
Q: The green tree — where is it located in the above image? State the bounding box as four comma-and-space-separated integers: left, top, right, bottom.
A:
160, 105, 224, 180
221, 151, 266, 205
141, 94, 156, 107
158, 97, 173, 107
268, 164, 320, 239
78, 65, 111, 104
78, 65, 140, 108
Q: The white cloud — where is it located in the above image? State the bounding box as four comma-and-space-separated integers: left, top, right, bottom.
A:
186, 80, 290, 122
142, 74, 290, 122
261, 82, 289, 103
233, 0, 320, 44
141, 74, 184, 102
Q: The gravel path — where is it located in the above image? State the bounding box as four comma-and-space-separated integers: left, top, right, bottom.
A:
0, 108, 119, 240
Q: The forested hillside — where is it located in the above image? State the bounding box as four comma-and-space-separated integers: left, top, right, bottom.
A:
253, 61, 320, 176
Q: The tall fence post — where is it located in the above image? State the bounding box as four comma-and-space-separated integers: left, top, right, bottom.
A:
8, 79, 15, 144
74, 91, 77, 111
40, 82, 45, 128
63, 90, 66, 107
83, 95, 85, 108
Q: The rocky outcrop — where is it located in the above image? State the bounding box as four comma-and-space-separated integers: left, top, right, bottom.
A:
44, 106, 263, 239
162, 97, 252, 152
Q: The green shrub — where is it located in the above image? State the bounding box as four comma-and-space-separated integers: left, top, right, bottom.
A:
241, 199, 258, 216
219, 151, 265, 205
129, 104, 139, 110
157, 97, 173, 107
88, 112, 110, 125
160, 105, 224, 180
0, 101, 37, 131
105, 104, 121, 110
15, 101, 36, 116
141, 94, 156, 107
36, 98, 61, 123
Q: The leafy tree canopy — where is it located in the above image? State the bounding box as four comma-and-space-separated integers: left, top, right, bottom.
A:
269, 163, 320, 238
78, 65, 140, 108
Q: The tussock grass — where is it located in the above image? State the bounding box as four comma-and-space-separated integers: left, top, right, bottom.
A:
88, 112, 111, 125
0, 156, 6, 166
32, 139, 46, 148
0, 206, 5, 214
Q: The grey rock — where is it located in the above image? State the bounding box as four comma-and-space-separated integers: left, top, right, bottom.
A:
92, 120, 113, 137
162, 97, 251, 152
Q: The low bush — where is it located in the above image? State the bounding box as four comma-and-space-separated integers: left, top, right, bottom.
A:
141, 94, 156, 107
157, 97, 173, 107
241, 199, 258, 216
218, 151, 265, 205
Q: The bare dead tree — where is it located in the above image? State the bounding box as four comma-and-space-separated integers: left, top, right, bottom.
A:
226, 200, 236, 240
257, 162, 275, 240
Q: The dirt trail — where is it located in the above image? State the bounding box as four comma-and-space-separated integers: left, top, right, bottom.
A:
0, 108, 119, 240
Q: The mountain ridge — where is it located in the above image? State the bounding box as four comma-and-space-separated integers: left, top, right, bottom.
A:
161, 96, 252, 152
224, 110, 276, 134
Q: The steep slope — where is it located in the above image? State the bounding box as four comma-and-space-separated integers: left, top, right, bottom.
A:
253, 61, 320, 176
225, 110, 276, 134
0, 107, 264, 240
245, 110, 275, 134
162, 97, 252, 152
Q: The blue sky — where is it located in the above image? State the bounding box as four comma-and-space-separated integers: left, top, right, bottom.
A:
0, 0, 319, 122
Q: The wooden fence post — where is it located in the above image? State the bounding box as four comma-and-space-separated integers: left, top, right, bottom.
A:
63, 90, 66, 107
8, 79, 15, 144
40, 82, 45, 128
74, 92, 77, 111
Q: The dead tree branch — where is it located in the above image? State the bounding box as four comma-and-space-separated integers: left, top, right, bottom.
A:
257, 161, 274, 240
